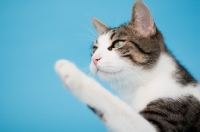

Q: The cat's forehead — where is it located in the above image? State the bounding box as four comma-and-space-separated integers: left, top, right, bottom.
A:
95, 26, 132, 45
95, 30, 114, 47
113, 24, 139, 39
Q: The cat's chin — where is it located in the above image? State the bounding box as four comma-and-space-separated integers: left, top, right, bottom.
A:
90, 62, 124, 82
97, 69, 122, 82
97, 69, 122, 74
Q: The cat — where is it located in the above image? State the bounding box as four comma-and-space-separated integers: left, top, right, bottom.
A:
55, 0, 200, 132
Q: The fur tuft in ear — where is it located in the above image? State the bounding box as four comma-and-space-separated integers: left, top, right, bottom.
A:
131, 1, 156, 37
91, 18, 109, 36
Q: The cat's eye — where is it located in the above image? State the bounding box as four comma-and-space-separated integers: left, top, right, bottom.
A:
93, 46, 98, 53
113, 41, 124, 48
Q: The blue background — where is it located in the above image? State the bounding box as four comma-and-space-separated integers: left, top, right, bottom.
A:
0, 0, 200, 131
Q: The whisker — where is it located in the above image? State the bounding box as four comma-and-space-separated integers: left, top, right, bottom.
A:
76, 33, 96, 40
83, 9, 92, 20
75, 33, 96, 41
82, 65, 95, 79
77, 23, 97, 38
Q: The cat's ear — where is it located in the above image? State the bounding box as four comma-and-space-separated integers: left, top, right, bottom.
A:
91, 18, 109, 36
131, 0, 156, 37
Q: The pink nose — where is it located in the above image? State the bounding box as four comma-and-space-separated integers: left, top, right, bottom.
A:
92, 57, 101, 65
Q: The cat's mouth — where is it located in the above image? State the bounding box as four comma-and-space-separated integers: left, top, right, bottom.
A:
97, 66, 122, 74
96, 67, 123, 82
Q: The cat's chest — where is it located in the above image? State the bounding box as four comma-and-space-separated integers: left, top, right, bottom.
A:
121, 80, 197, 112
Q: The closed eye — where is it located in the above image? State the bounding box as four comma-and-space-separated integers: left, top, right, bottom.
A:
92, 46, 98, 54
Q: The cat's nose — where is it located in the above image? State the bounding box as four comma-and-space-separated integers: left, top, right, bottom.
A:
92, 57, 101, 65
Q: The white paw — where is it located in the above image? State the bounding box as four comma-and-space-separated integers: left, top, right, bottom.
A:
55, 59, 82, 90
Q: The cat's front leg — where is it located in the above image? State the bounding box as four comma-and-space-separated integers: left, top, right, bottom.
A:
55, 59, 113, 111
55, 60, 156, 132
55, 59, 85, 96
55, 59, 108, 102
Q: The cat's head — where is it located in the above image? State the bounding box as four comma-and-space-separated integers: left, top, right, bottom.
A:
90, 0, 166, 85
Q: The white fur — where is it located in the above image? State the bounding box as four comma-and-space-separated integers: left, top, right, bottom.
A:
55, 32, 200, 132
90, 32, 200, 112
55, 59, 156, 132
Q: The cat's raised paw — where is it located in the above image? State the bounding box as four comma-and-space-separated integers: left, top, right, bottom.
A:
55, 59, 72, 73
55, 59, 69, 70
55, 59, 82, 90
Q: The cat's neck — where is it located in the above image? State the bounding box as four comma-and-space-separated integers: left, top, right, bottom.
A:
110, 53, 197, 107
111, 54, 173, 91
